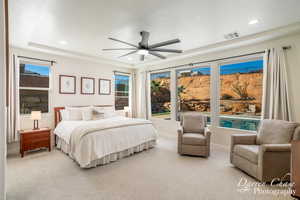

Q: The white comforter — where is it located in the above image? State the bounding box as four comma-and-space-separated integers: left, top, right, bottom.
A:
54, 116, 157, 167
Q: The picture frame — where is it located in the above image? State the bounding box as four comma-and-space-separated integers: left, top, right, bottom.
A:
99, 79, 111, 95
81, 77, 95, 95
59, 75, 76, 94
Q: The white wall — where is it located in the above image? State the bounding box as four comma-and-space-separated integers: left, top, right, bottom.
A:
138, 32, 300, 146
0, 0, 6, 199
11, 47, 134, 131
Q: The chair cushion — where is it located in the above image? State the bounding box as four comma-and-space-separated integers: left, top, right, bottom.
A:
256, 119, 298, 145
233, 145, 259, 164
182, 133, 206, 145
182, 113, 205, 133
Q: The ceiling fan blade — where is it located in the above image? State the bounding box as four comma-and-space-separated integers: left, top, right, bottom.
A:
118, 50, 138, 58
139, 31, 150, 48
108, 37, 138, 48
150, 48, 183, 53
102, 48, 137, 51
140, 55, 145, 61
149, 52, 166, 59
148, 39, 180, 49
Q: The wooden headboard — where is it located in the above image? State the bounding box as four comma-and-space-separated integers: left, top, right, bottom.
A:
54, 105, 114, 127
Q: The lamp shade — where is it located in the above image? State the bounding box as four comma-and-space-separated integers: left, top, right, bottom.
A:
30, 111, 41, 120
124, 106, 130, 112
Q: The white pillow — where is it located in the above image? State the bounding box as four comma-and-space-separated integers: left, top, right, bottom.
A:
103, 110, 118, 118
92, 113, 105, 120
60, 109, 70, 121
92, 106, 117, 118
66, 107, 83, 121
81, 108, 93, 121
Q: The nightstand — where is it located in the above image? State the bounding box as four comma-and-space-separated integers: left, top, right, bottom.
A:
19, 128, 51, 157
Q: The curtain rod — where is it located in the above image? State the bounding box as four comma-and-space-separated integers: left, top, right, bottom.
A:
148, 46, 292, 73
17, 56, 56, 65
113, 70, 132, 75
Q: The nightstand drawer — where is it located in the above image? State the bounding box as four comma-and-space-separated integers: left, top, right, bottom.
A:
23, 139, 49, 151
22, 131, 50, 141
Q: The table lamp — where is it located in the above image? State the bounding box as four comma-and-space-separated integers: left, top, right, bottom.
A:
31, 111, 41, 129
124, 106, 130, 118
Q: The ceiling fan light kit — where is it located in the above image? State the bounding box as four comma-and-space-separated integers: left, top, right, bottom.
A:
103, 31, 183, 61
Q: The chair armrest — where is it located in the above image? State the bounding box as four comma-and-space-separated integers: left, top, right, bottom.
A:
231, 134, 257, 146
204, 128, 211, 138
178, 126, 183, 154
178, 127, 184, 139
230, 134, 257, 163
260, 144, 291, 152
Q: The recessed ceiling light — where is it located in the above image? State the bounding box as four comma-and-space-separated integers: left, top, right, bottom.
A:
59, 40, 67, 45
248, 19, 259, 25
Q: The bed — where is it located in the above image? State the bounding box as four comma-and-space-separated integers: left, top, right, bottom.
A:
53, 106, 157, 168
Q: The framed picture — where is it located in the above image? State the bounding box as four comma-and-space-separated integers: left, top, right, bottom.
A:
81, 77, 95, 95
59, 75, 76, 94
99, 79, 111, 95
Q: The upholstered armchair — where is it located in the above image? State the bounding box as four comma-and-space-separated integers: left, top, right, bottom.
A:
231, 119, 300, 182
178, 112, 211, 157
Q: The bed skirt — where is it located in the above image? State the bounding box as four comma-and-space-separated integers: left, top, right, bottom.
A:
56, 137, 156, 168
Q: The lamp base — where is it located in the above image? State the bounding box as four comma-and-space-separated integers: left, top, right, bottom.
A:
33, 120, 39, 130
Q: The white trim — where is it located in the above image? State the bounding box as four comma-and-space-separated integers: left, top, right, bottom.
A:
17, 61, 52, 115
114, 73, 131, 111
0, 0, 6, 198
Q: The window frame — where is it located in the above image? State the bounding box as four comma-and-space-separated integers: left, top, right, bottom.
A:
114, 73, 131, 111
217, 56, 264, 130
147, 53, 264, 131
18, 60, 52, 116
149, 70, 171, 119
175, 65, 212, 121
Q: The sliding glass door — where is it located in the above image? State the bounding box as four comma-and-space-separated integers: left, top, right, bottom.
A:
176, 66, 211, 122
150, 72, 171, 119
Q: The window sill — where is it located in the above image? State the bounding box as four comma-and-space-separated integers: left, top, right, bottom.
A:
210, 126, 257, 134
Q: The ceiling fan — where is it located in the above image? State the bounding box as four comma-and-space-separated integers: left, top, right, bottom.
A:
103, 31, 183, 61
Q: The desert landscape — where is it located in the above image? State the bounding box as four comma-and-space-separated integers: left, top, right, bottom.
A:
151, 71, 263, 119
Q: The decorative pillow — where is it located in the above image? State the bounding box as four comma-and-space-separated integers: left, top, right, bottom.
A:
92, 106, 117, 118
92, 113, 105, 120
256, 119, 298, 144
60, 109, 70, 121
182, 113, 205, 133
65, 107, 83, 121
81, 108, 93, 121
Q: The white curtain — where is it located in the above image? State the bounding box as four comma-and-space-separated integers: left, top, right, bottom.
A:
7, 54, 20, 143
138, 71, 149, 119
262, 48, 292, 121
130, 72, 137, 118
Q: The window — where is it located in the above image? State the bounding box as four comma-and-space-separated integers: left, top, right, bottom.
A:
219, 59, 263, 130
19, 63, 50, 114
176, 66, 211, 122
115, 74, 130, 110
150, 72, 171, 119
148, 55, 264, 131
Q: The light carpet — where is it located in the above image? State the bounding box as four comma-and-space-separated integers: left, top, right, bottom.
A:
7, 136, 294, 200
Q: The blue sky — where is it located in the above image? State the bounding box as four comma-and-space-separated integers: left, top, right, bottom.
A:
220, 60, 263, 75
151, 60, 263, 79
115, 75, 129, 85
25, 64, 49, 75
151, 72, 170, 80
